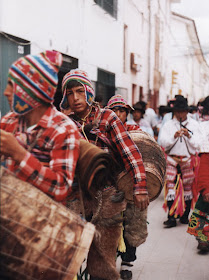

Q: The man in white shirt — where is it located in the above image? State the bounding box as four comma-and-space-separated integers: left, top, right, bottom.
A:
158, 97, 202, 228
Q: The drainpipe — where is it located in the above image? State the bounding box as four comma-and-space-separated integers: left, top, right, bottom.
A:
147, 0, 151, 101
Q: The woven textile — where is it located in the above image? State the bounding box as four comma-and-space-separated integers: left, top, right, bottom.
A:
165, 156, 194, 201
61, 69, 95, 109
69, 105, 147, 195
187, 195, 209, 242
9, 50, 62, 114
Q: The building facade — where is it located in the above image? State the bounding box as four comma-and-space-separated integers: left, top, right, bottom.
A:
0, 0, 208, 116
167, 12, 209, 106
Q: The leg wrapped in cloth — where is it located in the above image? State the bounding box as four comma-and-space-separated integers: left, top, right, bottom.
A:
75, 140, 127, 280
123, 202, 148, 247
87, 187, 127, 280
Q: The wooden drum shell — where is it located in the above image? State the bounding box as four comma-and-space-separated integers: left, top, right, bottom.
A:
117, 130, 166, 202
0, 167, 95, 280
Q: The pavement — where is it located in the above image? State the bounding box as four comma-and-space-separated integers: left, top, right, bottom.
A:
116, 192, 209, 280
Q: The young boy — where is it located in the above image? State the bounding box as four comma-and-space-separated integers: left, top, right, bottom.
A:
107, 94, 148, 280
60, 70, 149, 280
0, 51, 80, 206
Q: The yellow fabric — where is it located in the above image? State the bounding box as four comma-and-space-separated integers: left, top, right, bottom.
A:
118, 224, 126, 253
73, 275, 77, 280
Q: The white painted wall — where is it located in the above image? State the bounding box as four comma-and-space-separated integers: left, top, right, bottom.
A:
168, 13, 209, 105
0, 0, 123, 84
2, 0, 200, 109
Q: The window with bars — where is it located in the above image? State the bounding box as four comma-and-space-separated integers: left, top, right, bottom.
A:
96, 68, 115, 106
94, 0, 118, 19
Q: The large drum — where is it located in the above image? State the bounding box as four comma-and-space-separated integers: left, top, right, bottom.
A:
0, 167, 95, 280
117, 130, 166, 202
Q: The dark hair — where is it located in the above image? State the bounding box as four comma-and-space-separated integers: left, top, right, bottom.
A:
95, 95, 103, 103
153, 126, 159, 137
139, 101, 147, 110
8, 80, 13, 86
66, 80, 83, 90
189, 105, 198, 114
158, 105, 170, 116
202, 96, 209, 116
133, 101, 145, 115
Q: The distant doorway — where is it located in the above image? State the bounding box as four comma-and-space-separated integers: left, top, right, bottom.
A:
53, 54, 78, 111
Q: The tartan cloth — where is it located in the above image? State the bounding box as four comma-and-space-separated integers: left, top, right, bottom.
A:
69, 106, 147, 195
124, 123, 141, 132
0, 106, 80, 205
165, 155, 194, 201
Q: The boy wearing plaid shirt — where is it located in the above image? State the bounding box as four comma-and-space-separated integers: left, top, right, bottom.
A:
60, 70, 149, 280
0, 50, 80, 206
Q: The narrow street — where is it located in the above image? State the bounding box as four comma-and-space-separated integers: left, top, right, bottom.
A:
117, 192, 209, 280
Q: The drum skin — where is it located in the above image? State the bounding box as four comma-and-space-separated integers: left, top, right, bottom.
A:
0, 167, 95, 280
117, 130, 166, 202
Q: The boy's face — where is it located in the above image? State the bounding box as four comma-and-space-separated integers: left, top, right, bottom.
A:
132, 110, 142, 122
4, 79, 14, 109
66, 85, 89, 117
112, 107, 127, 124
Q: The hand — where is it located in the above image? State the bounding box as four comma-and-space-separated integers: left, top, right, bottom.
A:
181, 128, 191, 138
174, 128, 190, 139
174, 129, 183, 139
0, 129, 27, 163
134, 194, 149, 211
203, 193, 209, 203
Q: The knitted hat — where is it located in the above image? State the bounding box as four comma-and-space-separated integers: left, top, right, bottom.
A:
9, 50, 62, 114
106, 94, 134, 111
60, 69, 95, 110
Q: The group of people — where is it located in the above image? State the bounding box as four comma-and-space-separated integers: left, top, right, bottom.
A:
0, 50, 209, 280
0, 50, 148, 280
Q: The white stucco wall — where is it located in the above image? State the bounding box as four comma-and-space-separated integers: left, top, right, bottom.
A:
0, 0, 183, 108
0, 0, 124, 83
168, 13, 209, 105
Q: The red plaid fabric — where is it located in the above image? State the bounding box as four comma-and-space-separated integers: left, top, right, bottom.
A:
70, 106, 147, 195
166, 156, 194, 200
1, 106, 80, 205
124, 123, 141, 132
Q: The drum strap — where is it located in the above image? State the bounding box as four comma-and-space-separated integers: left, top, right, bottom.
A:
27, 129, 44, 152
12, 121, 44, 154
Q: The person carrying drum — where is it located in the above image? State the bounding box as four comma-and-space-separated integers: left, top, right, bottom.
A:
60, 70, 149, 280
106, 94, 149, 280
158, 96, 202, 228
0, 50, 81, 206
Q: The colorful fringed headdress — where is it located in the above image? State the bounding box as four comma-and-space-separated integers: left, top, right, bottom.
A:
9, 50, 62, 115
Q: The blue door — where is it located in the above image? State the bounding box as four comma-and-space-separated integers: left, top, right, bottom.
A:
0, 33, 30, 117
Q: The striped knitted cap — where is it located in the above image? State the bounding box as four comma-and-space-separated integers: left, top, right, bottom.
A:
9, 50, 62, 114
107, 94, 134, 111
60, 69, 94, 110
